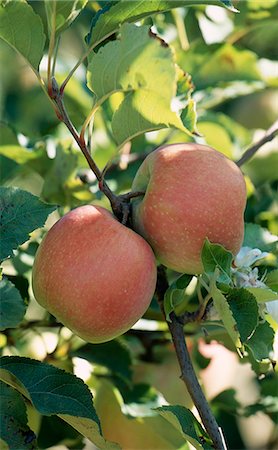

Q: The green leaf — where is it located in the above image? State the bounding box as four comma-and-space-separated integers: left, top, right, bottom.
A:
156, 405, 213, 450
180, 98, 200, 136
0, 381, 37, 450
243, 223, 278, 252
86, 0, 235, 47
0, 356, 120, 450
0, 187, 56, 261
95, 379, 186, 449
45, 0, 88, 35
0, 1, 45, 70
121, 384, 165, 418
70, 339, 133, 383
211, 389, 240, 414
201, 239, 233, 284
112, 89, 191, 146
0, 279, 27, 331
0, 145, 41, 165
0, 155, 18, 184
211, 284, 240, 349
246, 287, 278, 303
41, 145, 78, 205
0, 145, 51, 179
38, 415, 84, 450
265, 270, 278, 293
0, 123, 18, 146
227, 288, 259, 343
179, 43, 262, 90
238, 19, 278, 60
87, 23, 193, 144
164, 274, 193, 321
246, 321, 275, 361
88, 23, 175, 104
244, 146, 278, 186
6, 275, 29, 302
244, 372, 278, 422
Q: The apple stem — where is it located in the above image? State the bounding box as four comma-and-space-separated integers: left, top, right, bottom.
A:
156, 266, 227, 450
236, 120, 278, 167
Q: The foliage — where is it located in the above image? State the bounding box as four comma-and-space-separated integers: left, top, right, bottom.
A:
0, 0, 277, 449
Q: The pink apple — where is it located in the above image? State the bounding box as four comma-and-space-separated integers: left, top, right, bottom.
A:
32, 205, 157, 343
131, 143, 246, 274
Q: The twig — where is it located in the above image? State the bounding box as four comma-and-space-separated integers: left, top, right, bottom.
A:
49, 77, 143, 223
47, 2, 57, 95
236, 120, 278, 167
156, 266, 227, 450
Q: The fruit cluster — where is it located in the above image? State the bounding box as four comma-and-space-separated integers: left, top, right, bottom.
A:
32, 143, 246, 343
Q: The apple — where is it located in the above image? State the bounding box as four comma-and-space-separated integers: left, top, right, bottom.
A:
131, 143, 246, 274
32, 205, 157, 343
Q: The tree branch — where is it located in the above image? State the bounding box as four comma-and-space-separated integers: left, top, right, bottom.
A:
156, 266, 227, 450
236, 120, 278, 167
49, 77, 136, 222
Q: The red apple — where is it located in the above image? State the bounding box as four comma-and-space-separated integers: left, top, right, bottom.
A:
32, 205, 157, 343
131, 143, 246, 274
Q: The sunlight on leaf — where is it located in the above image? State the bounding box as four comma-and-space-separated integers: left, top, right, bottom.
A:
0, 1, 45, 70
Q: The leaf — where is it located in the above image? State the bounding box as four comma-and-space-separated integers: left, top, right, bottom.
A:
211, 284, 240, 349
246, 322, 275, 361
87, 23, 196, 144
6, 275, 29, 302
201, 239, 233, 284
95, 379, 186, 449
0, 1, 45, 70
179, 42, 262, 90
246, 287, 278, 303
121, 384, 166, 418
45, 0, 88, 35
87, 23, 194, 144
0, 144, 51, 183
164, 274, 193, 321
243, 223, 278, 252
0, 123, 18, 146
0, 145, 51, 178
70, 339, 133, 383
227, 288, 259, 343
238, 19, 278, 60
211, 389, 240, 414
244, 397, 278, 424
0, 278, 27, 331
41, 145, 78, 204
0, 381, 37, 450
0, 145, 41, 165
0, 155, 18, 184
86, 0, 235, 47
112, 89, 191, 146
156, 405, 213, 450
265, 269, 278, 293
0, 356, 120, 450
88, 23, 175, 104
0, 187, 56, 261
38, 415, 85, 450
180, 98, 200, 135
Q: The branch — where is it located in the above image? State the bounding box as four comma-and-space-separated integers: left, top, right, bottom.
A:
49, 77, 135, 222
156, 266, 227, 450
236, 120, 278, 167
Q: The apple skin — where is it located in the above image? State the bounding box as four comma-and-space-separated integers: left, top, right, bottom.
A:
131, 143, 246, 274
32, 205, 157, 343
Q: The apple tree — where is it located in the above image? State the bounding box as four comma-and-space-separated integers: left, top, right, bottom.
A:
0, 1, 277, 449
